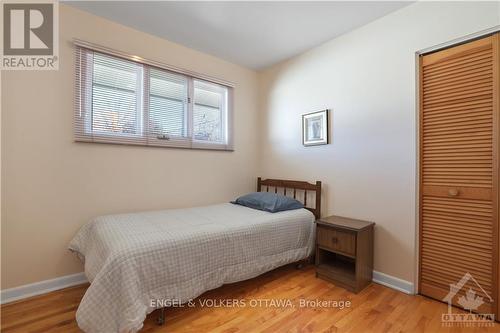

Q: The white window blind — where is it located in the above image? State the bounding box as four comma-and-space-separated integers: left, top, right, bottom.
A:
75, 44, 233, 150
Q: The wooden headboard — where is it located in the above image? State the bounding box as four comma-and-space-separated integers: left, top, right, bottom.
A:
257, 177, 322, 219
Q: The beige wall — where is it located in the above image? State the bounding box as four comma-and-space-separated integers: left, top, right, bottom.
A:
1, 5, 260, 289
2, 1, 500, 291
258, 1, 500, 283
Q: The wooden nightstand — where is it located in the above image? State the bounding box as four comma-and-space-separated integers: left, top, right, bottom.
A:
315, 215, 375, 293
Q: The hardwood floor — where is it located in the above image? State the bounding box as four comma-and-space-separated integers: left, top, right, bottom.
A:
1, 265, 499, 333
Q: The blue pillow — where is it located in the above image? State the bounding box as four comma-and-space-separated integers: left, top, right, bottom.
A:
231, 192, 304, 213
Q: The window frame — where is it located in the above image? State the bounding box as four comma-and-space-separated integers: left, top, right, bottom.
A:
74, 40, 234, 151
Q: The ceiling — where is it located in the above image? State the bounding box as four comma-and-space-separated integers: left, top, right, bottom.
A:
67, 1, 411, 70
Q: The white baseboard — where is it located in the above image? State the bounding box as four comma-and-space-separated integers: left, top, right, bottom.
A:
372, 270, 415, 295
0, 269, 415, 305
1, 272, 88, 305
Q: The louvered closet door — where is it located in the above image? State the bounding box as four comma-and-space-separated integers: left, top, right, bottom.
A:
419, 34, 499, 315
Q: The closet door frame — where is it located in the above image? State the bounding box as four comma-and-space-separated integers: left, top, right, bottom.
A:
493, 31, 500, 321
416, 29, 500, 318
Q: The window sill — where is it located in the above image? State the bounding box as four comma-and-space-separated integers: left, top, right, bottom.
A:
74, 136, 234, 151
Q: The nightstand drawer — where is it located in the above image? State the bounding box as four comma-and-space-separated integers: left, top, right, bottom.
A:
317, 226, 356, 256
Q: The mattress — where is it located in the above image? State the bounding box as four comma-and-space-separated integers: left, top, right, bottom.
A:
69, 203, 315, 333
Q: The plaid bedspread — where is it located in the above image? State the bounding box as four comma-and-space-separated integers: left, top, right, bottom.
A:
69, 203, 315, 333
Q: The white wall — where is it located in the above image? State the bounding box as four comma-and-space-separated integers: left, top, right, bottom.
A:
258, 1, 500, 283
1, 4, 260, 289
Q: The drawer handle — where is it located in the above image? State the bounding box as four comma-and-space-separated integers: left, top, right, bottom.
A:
448, 188, 459, 197
332, 237, 338, 244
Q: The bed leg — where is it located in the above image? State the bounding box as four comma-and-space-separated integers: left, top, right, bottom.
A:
157, 307, 165, 326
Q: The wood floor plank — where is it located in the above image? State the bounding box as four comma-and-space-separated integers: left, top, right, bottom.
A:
1, 265, 499, 332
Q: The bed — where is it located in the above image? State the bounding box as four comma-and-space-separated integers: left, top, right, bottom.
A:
69, 178, 321, 333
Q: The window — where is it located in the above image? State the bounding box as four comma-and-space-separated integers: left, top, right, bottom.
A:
149, 68, 188, 138
193, 80, 228, 144
75, 44, 233, 150
91, 53, 143, 137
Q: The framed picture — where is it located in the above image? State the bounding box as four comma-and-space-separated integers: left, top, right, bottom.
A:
302, 109, 329, 146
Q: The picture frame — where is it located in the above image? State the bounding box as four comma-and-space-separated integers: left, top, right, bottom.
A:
302, 109, 329, 146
